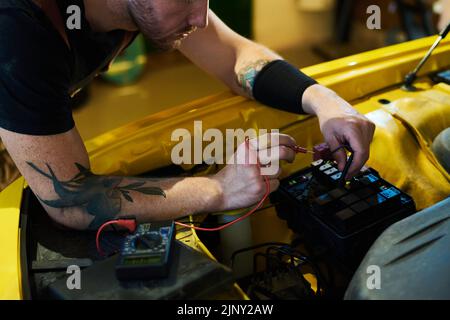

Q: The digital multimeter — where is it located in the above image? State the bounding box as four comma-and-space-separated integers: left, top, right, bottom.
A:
115, 221, 175, 281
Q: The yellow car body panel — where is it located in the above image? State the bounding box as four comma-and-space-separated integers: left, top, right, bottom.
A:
363, 83, 450, 209
85, 36, 450, 178
1, 36, 449, 299
0, 178, 25, 300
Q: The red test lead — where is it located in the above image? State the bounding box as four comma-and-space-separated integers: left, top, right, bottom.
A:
290, 145, 315, 154
96, 219, 137, 256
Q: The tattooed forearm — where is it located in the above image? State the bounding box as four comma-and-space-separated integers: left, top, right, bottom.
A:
237, 59, 272, 98
27, 162, 166, 229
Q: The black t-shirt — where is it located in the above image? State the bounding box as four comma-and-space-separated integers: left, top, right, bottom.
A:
0, 0, 132, 135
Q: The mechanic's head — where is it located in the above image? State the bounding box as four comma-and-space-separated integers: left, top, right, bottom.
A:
127, 0, 209, 51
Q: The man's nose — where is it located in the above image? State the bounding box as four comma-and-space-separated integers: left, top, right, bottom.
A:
189, 1, 209, 29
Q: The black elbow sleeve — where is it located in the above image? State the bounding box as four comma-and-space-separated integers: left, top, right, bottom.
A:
253, 60, 317, 114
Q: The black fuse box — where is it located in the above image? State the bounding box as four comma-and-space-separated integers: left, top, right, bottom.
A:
273, 159, 416, 272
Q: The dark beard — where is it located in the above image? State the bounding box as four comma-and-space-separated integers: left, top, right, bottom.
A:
136, 25, 196, 52
127, 1, 197, 52
146, 36, 178, 52
127, 0, 178, 52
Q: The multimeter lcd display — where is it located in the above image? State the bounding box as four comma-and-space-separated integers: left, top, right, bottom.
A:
123, 256, 162, 266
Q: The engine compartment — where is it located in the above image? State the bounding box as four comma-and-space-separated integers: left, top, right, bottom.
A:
21, 76, 449, 299
3, 35, 449, 300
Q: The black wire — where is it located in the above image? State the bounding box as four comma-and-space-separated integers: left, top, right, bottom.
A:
253, 247, 319, 299
253, 252, 281, 275
231, 242, 291, 268
282, 248, 328, 295
291, 265, 317, 299
340, 152, 354, 186
330, 144, 353, 155
330, 144, 354, 187
229, 232, 331, 298
176, 203, 279, 227
272, 246, 327, 296
265, 246, 307, 269
272, 247, 315, 271
236, 242, 326, 298
266, 246, 315, 297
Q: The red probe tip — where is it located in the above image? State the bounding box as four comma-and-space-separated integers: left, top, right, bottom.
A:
291, 145, 314, 154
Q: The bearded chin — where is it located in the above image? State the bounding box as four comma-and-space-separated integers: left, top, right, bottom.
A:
147, 36, 178, 52
143, 26, 198, 52
139, 29, 186, 52
127, 1, 174, 51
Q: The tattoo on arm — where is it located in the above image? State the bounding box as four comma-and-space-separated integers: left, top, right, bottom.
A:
27, 162, 166, 229
237, 59, 271, 98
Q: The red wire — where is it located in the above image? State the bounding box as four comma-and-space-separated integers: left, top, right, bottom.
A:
96, 219, 137, 256
290, 145, 314, 154
95, 142, 312, 242
175, 176, 270, 232
175, 137, 272, 232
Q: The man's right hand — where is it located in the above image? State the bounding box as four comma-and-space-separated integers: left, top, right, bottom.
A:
211, 133, 297, 212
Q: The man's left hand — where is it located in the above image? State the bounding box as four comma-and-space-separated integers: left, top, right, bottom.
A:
302, 84, 376, 179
